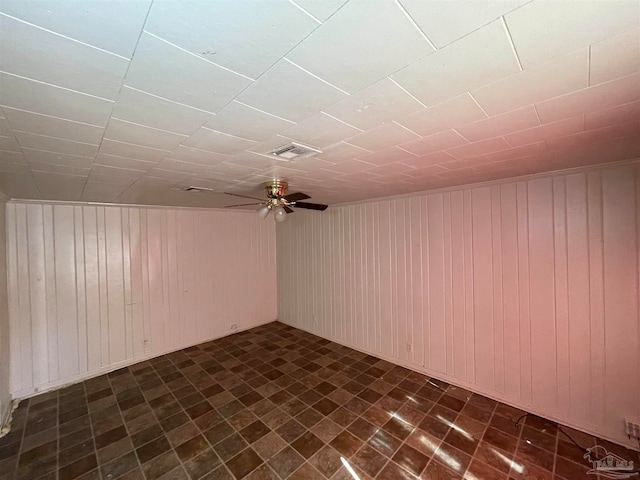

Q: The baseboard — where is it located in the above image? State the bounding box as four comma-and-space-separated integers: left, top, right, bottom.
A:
11, 318, 277, 400
279, 318, 640, 453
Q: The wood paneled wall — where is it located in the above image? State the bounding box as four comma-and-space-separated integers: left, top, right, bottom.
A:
6, 203, 277, 398
0, 199, 10, 429
277, 162, 640, 449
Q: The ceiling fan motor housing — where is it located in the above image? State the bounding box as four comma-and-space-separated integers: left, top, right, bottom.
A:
264, 180, 288, 200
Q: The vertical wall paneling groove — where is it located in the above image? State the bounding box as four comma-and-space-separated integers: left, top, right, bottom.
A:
7, 204, 277, 397
277, 163, 640, 449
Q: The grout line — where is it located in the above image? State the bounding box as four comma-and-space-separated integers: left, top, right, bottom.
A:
392, 0, 437, 50
11, 130, 100, 147
142, 30, 256, 82
0, 12, 130, 61
121, 86, 218, 116
391, 120, 420, 137
232, 100, 297, 124
587, 45, 592, 87
320, 112, 364, 132
501, 16, 523, 72
287, 0, 322, 24
467, 93, 490, 118
199, 126, 259, 144
0, 106, 105, 128
0, 70, 115, 103
282, 58, 351, 96
387, 77, 428, 109
109, 118, 190, 137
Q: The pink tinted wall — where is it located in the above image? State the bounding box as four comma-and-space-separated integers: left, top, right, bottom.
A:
276, 161, 640, 449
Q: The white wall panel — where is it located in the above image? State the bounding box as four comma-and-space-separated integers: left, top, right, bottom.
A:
277, 162, 640, 449
7, 203, 277, 398
0, 199, 10, 429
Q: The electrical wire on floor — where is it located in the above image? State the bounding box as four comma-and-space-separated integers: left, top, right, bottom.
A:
514, 413, 640, 475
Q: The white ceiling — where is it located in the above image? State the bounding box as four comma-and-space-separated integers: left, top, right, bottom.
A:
0, 0, 639, 208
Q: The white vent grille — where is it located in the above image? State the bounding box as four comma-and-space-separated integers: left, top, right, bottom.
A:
271, 142, 321, 160
182, 186, 215, 193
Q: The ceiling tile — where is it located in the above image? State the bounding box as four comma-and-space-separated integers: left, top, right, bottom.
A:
398, 94, 487, 136
1, 15, 129, 100
0, 0, 151, 58
323, 158, 375, 174
28, 161, 90, 176
357, 146, 418, 166
2, 107, 105, 144
22, 148, 94, 169
505, 116, 585, 147
455, 106, 540, 142
32, 172, 87, 200
471, 49, 588, 116
0, 173, 40, 198
392, 20, 520, 106
86, 173, 140, 187
590, 29, 640, 86
182, 128, 257, 155
0, 150, 26, 164
445, 137, 511, 159
124, 33, 251, 113
323, 78, 424, 130
504, 0, 639, 69
585, 101, 640, 130
287, 0, 434, 93
347, 122, 418, 151
226, 152, 282, 170
94, 153, 155, 172
111, 87, 213, 135
535, 73, 640, 124
399, 129, 468, 155
399, 0, 528, 48
237, 60, 347, 122
105, 118, 187, 150
99, 138, 169, 162
164, 146, 229, 166
204, 102, 294, 142
317, 142, 371, 163
0, 72, 113, 126
80, 181, 132, 203
90, 164, 149, 179
145, 167, 192, 181
282, 112, 361, 148
400, 151, 456, 168
145, 0, 317, 79
14, 131, 99, 157
0, 135, 22, 153
154, 158, 209, 175
0, 162, 30, 175
365, 162, 415, 176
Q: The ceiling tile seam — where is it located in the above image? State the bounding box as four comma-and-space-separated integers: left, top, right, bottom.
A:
467, 92, 490, 118
120, 86, 218, 116
0, 71, 115, 104
231, 101, 297, 125
109, 118, 190, 137
532, 104, 543, 126
96, 152, 160, 164
21, 147, 95, 160
199, 127, 259, 144
282, 58, 351, 96
11, 130, 100, 147
339, 141, 374, 153
0, 106, 105, 129
102, 138, 172, 153
172, 144, 234, 158
0, 12, 130, 61
319, 112, 364, 132
391, 120, 420, 138
141, 30, 255, 82
395, 146, 420, 157
500, 16, 523, 72
286, 0, 322, 25
386, 77, 427, 109
451, 128, 472, 144
393, 0, 437, 50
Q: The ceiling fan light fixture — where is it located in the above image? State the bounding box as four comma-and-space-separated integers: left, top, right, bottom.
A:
257, 204, 271, 218
273, 205, 287, 222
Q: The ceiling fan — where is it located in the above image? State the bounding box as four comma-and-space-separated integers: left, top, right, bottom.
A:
224, 180, 328, 221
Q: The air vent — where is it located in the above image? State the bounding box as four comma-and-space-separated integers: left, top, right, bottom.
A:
270, 142, 321, 160
182, 186, 215, 193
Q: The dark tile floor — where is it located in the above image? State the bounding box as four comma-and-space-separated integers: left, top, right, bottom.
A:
0, 321, 638, 480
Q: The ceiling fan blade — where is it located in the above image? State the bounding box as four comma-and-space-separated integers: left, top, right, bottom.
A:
283, 205, 294, 214
293, 202, 328, 211
283, 192, 311, 202
225, 203, 263, 208
224, 192, 265, 201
